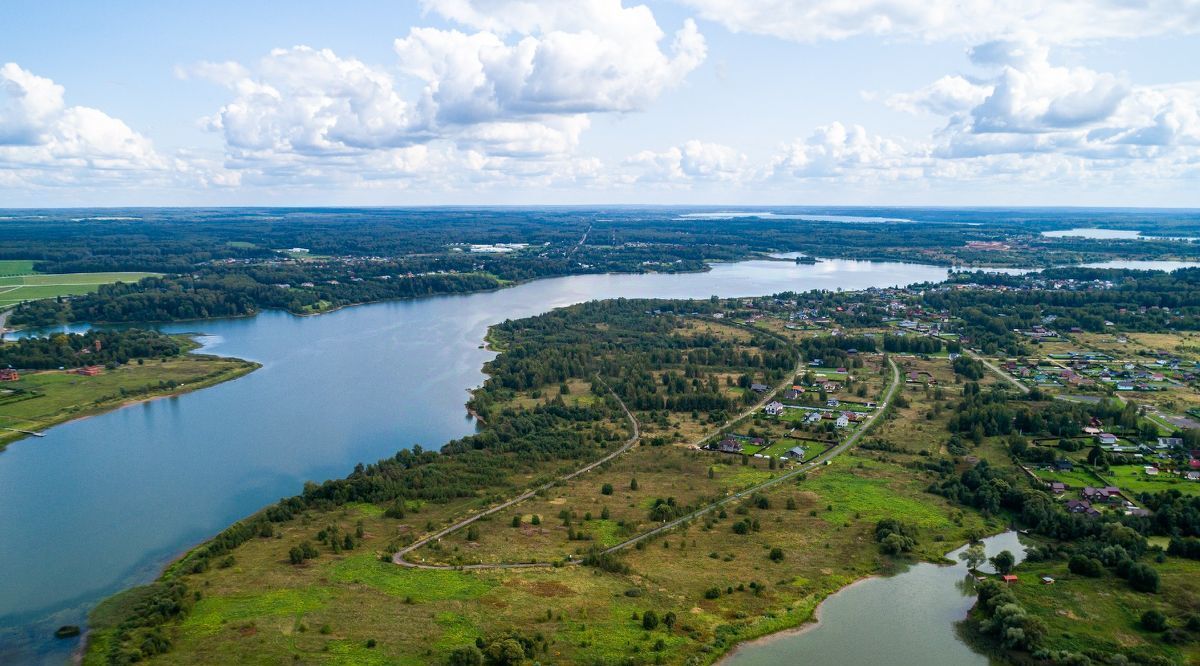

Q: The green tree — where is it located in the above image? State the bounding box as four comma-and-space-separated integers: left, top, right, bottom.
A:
642, 609, 660, 630
960, 543, 986, 571
990, 550, 1016, 575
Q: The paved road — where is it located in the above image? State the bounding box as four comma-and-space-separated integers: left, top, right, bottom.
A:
601, 355, 901, 555
392, 380, 640, 569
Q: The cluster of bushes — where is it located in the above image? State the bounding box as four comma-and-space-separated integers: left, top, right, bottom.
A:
874, 518, 918, 555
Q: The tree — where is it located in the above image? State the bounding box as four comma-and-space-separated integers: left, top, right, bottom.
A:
512, 515, 521, 528
990, 550, 1016, 575
601, 483, 614, 495
960, 543, 986, 571
769, 547, 784, 562
630, 478, 639, 491
642, 609, 660, 630
466, 525, 480, 541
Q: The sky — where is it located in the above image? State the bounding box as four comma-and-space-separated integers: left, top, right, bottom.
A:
2, 0, 1200, 207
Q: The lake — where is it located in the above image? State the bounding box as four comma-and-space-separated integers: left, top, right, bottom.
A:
1043, 228, 1197, 242
722, 531, 1027, 666
0, 258, 954, 664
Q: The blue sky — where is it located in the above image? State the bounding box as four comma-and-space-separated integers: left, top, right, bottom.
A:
2, 0, 1199, 206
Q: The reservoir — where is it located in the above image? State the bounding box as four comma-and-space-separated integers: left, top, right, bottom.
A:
0, 258, 955, 663
722, 531, 1027, 666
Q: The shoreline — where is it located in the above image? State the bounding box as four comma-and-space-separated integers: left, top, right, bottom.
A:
0, 351, 260, 452
712, 534, 1008, 665
714, 573, 882, 664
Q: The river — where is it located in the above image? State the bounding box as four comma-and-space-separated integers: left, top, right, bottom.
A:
0, 258, 957, 663
722, 531, 1027, 666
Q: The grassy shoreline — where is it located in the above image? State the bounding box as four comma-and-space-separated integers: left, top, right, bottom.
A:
0, 337, 260, 451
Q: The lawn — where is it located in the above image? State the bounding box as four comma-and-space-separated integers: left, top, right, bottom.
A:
1104, 465, 1200, 496
0, 271, 159, 307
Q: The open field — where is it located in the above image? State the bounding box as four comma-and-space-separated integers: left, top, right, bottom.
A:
0, 271, 160, 308
86, 451, 994, 666
0, 343, 258, 449
0, 260, 35, 277
995, 556, 1200, 665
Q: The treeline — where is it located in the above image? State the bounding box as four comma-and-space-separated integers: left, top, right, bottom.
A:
0, 329, 183, 369
11, 270, 503, 326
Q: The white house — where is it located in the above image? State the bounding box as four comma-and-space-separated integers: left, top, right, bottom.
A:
835, 415, 849, 428
764, 401, 784, 416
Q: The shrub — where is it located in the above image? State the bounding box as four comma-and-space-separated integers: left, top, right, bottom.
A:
1141, 610, 1167, 632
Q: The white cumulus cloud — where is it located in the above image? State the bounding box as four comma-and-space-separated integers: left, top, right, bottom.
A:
677, 0, 1200, 44
0, 62, 170, 187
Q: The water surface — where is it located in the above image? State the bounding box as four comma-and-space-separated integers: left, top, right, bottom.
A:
0, 258, 952, 664
723, 531, 1027, 666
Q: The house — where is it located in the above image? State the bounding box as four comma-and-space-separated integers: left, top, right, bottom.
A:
826, 398, 839, 408
0, 368, 18, 382
781, 446, 806, 460
1001, 575, 1019, 584
1145, 466, 1159, 476
749, 383, 770, 393
835, 415, 849, 428
1097, 433, 1119, 446
715, 439, 743, 454
73, 365, 103, 376
764, 401, 784, 416
1049, 482, 1067, 494
1157, 437, 1184, 449
1066, 500, 1101, 517
1185, 471, 1200, 482
804, 411, 823, 425
783, 389, 804, 400
1054, 459, 1074, 472
1041, 576, 1055, 585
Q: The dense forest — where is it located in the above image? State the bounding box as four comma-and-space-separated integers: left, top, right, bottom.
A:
0, 329, 184, 369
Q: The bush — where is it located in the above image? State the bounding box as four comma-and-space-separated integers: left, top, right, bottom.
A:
1141, 610, 1168, 632
1068, 555, 1103, 577
642, 610, 660, 630
1127, 563, 1160, 593
768, 547, 784, 562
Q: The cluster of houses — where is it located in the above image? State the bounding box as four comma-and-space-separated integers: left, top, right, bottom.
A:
0, 368, 19, 381
763, 400, 859, 428
1005, 353, 1192, 391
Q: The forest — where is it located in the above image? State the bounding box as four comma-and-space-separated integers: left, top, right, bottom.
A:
0, 329, 184, 369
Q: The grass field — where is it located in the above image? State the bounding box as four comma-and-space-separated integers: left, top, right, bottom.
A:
1000, 556, 1200, 664
88, 449, 993, 666
0, 271, 160, 308
0, 342, 258, 448
0, 260, 36, 277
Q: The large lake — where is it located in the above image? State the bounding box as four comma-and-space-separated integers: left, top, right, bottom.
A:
0, 258, 960, 663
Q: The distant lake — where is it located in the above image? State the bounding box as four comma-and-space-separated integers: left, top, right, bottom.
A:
0, 258, 955, 664
1080, 260, 1200, 271
722, 531, 1027, 666
1043, 228, 1197, 242
679, 212, 913, 223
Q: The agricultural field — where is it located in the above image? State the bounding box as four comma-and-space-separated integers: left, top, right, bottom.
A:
0, 271, 160, 309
